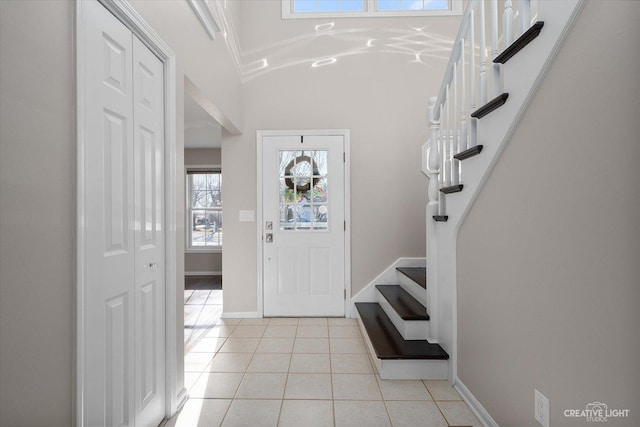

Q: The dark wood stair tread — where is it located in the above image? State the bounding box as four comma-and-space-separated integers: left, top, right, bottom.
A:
396, 267, 426, 289
355, 303, 449, 360
471, 93, 509, 119
433, 215, 449, 222
454, 145, 483, 161
440, 184, 464, 194
376, 285, 429, 320
494, 21, 545, 64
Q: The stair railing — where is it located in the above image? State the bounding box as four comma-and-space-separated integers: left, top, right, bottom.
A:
423, 0, 537, 221
422, 0, 539, 345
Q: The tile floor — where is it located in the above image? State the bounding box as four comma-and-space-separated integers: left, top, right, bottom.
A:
165, 315, 482, 427
184, 276, 223, 353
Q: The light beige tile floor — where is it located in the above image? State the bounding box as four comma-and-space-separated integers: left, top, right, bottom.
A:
164, 315, 482, 427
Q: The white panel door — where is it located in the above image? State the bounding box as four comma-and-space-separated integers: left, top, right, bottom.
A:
262, 135, 345, 316
133, 37, 165, 427
82, 2, 165, 426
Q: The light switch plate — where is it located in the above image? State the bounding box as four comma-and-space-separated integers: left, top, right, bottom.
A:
239, 210, 255, 222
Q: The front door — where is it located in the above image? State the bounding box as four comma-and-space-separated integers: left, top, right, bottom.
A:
81, 2, 165, 426
262, 134, 346, 316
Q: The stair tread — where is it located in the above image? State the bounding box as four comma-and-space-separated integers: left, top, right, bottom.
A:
494, 21, 545, 64
355, 303, 449, 360
376, 285, 429, 320
440, 184, 464, 194
454, 145, 483, 161
396, 267, 426, 289
470, 93, 509, 119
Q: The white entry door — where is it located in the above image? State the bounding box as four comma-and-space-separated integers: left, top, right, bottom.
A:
81, 2, 165, 426
262, 134, 346, 316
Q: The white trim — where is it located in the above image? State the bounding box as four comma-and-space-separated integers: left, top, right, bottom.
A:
184, 77, 241, 135
185, 271, 222, 276
222, 311, 259, 318
175, 387, 189, 413
454, 378, 499, 427
256, 129, 352, 318
185, 248, 223, 254
282, 0, 463, 19
75, 0, 179, 423
187, 0, 220, 39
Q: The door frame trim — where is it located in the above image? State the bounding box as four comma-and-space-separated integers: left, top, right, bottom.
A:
256, 129, 352, 318
75, 0, 180, 424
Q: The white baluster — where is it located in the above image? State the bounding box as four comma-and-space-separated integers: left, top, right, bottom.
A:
440, 98, 449, 192
438, 117, 446, 215
519, 0, 531, 35
427, 97, 441, 213
491, 0, 500, 98
460, 37, 468, 153
451, 62, 459, 186
479, 1, 487, 106
504, 0, 514, 47
444, 85, 451, 188
469, 8, 478, 148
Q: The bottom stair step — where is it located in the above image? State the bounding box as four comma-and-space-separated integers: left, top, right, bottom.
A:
355, 303, 448, 360
355, 302, 448, 379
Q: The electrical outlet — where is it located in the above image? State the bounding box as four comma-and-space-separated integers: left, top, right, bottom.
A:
535, 389, 549, 427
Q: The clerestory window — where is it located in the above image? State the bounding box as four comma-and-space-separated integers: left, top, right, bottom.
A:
282, 0, 462, 18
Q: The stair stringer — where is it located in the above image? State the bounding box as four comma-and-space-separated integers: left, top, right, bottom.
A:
425, 0, 587, 383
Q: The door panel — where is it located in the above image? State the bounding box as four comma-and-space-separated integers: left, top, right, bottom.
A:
84, 2, 135, 425
133, 35, 165, 427
263, 135, 345, 317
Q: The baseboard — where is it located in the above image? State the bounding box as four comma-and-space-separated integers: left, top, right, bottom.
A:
185, 271, 222, 276
454, 377, 499, 427
176, 387, 188, 412
350, 257, 425, 317
222, 311, 258, 318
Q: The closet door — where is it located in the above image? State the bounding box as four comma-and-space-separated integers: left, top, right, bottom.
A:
133, 36, 166, 427
81, 2, 165, 426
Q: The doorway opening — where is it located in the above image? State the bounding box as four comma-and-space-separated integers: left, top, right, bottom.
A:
181, 78, 239, 373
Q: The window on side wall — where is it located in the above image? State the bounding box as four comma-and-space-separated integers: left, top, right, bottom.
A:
187, 168, 222, 251
282, 0, 462, 18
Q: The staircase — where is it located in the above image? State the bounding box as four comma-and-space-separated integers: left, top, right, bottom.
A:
354, 0, 586, 383
355, 266, 449, 379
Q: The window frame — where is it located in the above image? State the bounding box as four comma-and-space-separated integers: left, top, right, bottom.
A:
186, 166, 223, 253
282, 0, 463, 19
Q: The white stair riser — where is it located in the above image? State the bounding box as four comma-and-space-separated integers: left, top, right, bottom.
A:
398, 274, 428, 307
376, 290, 430, 340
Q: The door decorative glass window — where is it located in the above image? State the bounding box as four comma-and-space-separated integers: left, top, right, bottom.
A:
279, 150, 328, 230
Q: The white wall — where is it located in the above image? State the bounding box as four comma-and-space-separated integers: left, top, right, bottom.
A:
222, 0, 461, 313
457, 1, 640, 425
0, 2, 74, 425
0, 1, 242, 425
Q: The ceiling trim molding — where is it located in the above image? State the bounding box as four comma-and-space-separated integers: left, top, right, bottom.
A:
187, 0, 220, 39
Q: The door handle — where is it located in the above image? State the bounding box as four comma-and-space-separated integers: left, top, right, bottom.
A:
266, 233, 273, 243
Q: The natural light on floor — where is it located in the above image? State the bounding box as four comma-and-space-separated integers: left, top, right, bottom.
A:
164, 308, 481, 426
